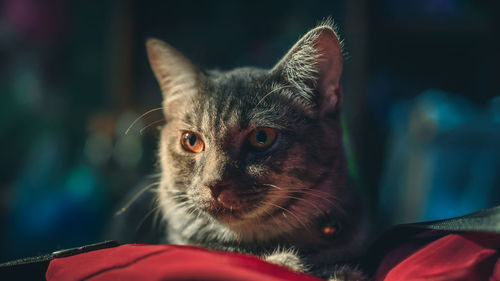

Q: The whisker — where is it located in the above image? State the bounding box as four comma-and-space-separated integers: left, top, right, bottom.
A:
171, 194, 189, 200
139, 118, 166, 135
267, 186, 336, 205
136, 205, 162, 231
264, 202, 309, 230
152, 207, 164, 229
280, 187, 336, 198
256, 85, 295, 107
125, 107, 164, 135
171, 199, 192, 208
261, 183, 281, 190
184, 204, 199, 218
264, 184, 339, 217
289, 190, 336, 203
146, 173, 162, 179
278, 195, 324, 213
267, 186, 347, 216
260, 206, 283, 227
115, 182, 160, 216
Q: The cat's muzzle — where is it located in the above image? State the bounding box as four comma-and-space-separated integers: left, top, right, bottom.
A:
203, 183, 268, 221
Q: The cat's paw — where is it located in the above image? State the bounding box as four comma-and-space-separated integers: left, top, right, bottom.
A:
263, 248, 308, 272
328, 264, 368, 281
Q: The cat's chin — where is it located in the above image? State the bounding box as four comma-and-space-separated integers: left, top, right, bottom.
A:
203, 205, 250, 225
198, 201, 267, 227
204, 207, 286, 235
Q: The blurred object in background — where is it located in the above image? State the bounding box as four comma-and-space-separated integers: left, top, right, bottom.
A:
4, 133, 108, 259
0, 0, 159, 262
379, 90, 500, 225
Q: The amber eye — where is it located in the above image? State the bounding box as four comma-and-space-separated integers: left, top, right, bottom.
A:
181, 132, 205, 153
248, 128, 277, 149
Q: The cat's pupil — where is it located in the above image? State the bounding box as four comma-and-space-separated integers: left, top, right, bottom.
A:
188, 134, 197, 146
255, 131, 267, 144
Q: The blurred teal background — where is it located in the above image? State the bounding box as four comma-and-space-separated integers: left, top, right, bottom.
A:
0, 0, 499, 262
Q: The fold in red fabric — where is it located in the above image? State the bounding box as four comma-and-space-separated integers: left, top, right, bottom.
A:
45, 244, 324, 281
375, 233, 500, 281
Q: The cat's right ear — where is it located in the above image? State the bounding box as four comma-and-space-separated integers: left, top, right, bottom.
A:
146, 38, 198, 102
271, 22, 343, 116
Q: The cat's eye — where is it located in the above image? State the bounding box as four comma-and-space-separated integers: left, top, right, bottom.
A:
181, 132, 205, 153
248, 128, 277, 150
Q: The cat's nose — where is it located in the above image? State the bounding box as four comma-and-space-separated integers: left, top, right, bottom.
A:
207, 181, 244, 210
208, 181, 233, 199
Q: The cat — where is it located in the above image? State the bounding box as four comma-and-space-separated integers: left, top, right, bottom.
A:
145, 20, 369, 280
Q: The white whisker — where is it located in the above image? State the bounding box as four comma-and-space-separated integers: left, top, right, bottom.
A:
139, 118, 166, 134
125, 107, 164, 135
115, 182, 160, 216
136, 205, 162, 231
264, 202, 309, 230
256, 85, 295, 107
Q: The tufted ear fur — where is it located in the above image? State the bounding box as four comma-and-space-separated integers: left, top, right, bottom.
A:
271, 22, 343, 116
146, 38, 199, 105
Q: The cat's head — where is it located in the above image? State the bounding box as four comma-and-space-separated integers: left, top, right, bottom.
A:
147, 23, 357, 242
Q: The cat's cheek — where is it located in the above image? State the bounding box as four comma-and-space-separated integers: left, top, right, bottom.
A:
195, 186, 214, 208
158, 135, 171, 184
183, 182, 212, 209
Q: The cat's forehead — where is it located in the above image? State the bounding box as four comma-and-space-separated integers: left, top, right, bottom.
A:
208, 67, 270, 96
171, 67, 303, 136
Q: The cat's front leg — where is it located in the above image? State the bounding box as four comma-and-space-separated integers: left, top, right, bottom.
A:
327, 264, 368, 281
264, 250, 368, 281
263, 248, 308, 272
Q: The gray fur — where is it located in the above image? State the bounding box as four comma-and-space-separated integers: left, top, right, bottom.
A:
146, 22, 368, 280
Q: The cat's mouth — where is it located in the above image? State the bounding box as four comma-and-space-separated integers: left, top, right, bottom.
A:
202, 185, 269, 223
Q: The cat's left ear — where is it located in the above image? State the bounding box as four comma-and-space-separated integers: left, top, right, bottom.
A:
146, 38, 198, 103
272, 23, 343, 116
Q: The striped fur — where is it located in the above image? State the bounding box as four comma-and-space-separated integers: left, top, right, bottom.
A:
147, 22, 368, 280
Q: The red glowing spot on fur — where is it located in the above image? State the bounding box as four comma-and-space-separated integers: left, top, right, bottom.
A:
322, 225, 337, 236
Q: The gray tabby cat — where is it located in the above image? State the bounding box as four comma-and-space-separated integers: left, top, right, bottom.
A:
146, 21, 369, 280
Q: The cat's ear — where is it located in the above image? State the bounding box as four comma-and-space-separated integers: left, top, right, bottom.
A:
272, 23, 343, 115
146, 38, 198, 102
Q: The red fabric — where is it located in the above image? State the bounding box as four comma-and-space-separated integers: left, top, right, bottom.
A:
45, 233, 500, 281
45, 244, 324, 281
376, 233, 500, 281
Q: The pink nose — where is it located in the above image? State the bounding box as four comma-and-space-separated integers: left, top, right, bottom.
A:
208, 182, 244, 210
216, 189, 243, 210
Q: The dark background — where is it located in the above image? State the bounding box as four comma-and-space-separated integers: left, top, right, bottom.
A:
1, 0, 499, 262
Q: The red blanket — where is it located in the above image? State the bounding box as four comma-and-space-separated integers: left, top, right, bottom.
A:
46, 233, 500, 281
375, 232, 500, 281
46, 244, 323, 281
